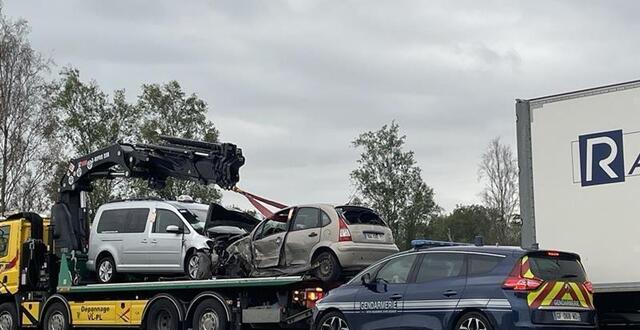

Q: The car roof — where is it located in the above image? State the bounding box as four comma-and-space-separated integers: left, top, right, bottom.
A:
99, 200, 209, 210
164, 201, 209, 210
423, 245, 526, 256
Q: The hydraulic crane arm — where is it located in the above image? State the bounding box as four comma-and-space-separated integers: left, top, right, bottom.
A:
52, 136, 245, 253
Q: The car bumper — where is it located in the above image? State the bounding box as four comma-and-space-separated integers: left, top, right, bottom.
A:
333, 242, 398, 270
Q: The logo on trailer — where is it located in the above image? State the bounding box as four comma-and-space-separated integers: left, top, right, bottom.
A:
573, 129, 640, 187
578, 130, 625, 186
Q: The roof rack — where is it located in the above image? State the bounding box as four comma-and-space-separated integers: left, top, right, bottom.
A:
107, 197, 165, 203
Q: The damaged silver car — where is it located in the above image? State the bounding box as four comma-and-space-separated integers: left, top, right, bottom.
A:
211, 204, 399, 282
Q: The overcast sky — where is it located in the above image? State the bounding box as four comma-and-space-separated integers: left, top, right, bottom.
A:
5, 1, 640, 212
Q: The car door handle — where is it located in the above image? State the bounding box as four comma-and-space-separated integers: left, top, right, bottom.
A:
308, 232, 318, 237
276, 237, 282, 244
442, 290, 458, 297
141, 239, 148, 243
151, 239, 158, 244
389, 294, 403, 301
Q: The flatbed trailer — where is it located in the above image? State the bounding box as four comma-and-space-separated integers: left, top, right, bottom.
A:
0, 215, 324, 329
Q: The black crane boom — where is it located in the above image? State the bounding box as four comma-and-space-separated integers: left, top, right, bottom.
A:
52, 136, 245, 253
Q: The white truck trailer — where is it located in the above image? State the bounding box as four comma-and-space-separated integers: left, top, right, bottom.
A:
516, 80, 640, 328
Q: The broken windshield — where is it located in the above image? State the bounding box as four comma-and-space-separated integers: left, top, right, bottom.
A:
178, 208, 208, 235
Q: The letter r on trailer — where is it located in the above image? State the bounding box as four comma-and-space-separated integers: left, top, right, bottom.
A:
579, 130, 625, 186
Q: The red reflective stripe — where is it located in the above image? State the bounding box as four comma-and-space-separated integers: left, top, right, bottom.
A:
530, 282, 555, 309
576, 283, 594, 308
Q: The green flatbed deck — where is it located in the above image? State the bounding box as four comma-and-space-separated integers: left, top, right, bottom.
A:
58, 276, 305, 293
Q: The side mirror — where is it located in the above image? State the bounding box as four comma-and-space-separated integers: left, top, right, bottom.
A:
166, 225, 184, 234
361, 273, 373, 286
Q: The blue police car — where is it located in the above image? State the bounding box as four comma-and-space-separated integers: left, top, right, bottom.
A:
312, 240, 596, 330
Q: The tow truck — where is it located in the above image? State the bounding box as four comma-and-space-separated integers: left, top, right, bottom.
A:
0, 136, 325, 330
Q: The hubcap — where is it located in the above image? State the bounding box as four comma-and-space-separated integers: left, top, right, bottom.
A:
99, 260, 113, 282
321, 316, 349, 330
49, 312, 65, 330
0, 311, 13, 329
188, 254, 200, 279
319, 257, 333, 276
156, 310, 173, 330
199, 310, 220, 330
459, 317, 488, 330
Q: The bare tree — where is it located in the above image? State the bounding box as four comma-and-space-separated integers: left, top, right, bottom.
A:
0, 6, 56, 215
478, 137, 519, 244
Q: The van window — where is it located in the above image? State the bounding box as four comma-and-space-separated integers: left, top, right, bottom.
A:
123, 209, 149, 233
154, 210, 188, 234
97, 209, 148, 234
336, 206, 387, 227
416, 253, 465, 283
527, 253, 586, 282
468, 254, 502, 275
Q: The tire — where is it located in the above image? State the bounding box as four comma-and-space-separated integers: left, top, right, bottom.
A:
96, 255, 117, 284
43, 302, 70, 330
145, 299, 180, 330
0, 302, 18, 330
313, 251, 342, 282
187, 251, 212, 280
455, 312, 492, 330
316, 311, 350, 330
192, 298, 228, 330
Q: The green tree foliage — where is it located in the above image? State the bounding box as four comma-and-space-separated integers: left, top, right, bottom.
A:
427, 204, 501, 244
351, 121, 439, 249
0, 6, 57, 215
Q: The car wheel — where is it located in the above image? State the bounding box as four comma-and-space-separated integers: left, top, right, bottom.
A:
43, 302, 70, 330
0, 302, 18, 330
192, 298, 228, 330
187, 251, 212, 280
316, 311, 350, 330
313, 251, 342, 282
187, 252, 201, 280
96, 255, 116, 284
455, 312, 492, 330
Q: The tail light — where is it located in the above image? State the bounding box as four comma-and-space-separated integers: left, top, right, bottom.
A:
503, 276, 543, 291
583, 281, 594, 294
502, 259, 543, 291
294, 288, 325, 309
338, 216, 352, 242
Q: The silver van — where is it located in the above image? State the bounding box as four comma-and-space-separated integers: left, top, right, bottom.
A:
87, 199, 213, 283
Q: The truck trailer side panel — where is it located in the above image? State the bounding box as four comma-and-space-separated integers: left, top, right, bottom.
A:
516, 80, 640, 290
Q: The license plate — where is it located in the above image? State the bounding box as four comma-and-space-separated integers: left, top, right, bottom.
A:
365, 233, 382, 240
553, 311, 580, 322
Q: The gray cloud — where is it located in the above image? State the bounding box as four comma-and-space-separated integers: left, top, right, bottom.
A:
6, 0, 640, 212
